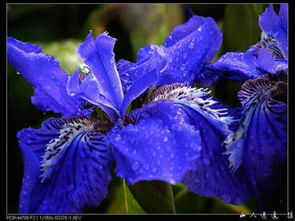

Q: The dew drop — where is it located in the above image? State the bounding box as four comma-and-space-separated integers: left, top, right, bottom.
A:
169, 178, 176, 184
188, 42, 195, 49
163, 136, 168, 143
180, 65, 186, 71
114, 136, 121, 142
132, 161, 140, 171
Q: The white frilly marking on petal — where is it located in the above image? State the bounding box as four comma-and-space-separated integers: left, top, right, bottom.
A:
40, 117, 96, 182
149, 83, 235, 130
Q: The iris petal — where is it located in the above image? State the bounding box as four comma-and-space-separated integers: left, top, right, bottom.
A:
259, 4, 288, 58
110, 100, 201, 185
118, 15, 222, 91
181, 105, 253, 205
224, 78, 287, 210
118, 45, 167, 93
67, 69, 120, 122
149, 83, 235, 135
7, 37, 89, 117
77, 32, 124, 114
204, 48, 287, 82
147, 83, 252, 204
17, 117, 112, 213
163, 15, 222, 86
120, 69, 159, 116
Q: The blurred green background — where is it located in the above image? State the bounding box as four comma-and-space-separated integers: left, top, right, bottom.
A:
8, 3, 272, 214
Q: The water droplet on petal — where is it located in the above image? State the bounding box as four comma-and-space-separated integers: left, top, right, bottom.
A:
132, 161, 140, 171
188, 42, 195, 49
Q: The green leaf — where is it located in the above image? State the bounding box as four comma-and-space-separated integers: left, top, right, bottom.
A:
210, 198, 252, 214
122, 179, 146, 214
174, 184, 206, 213
174, 183, 252, 214
128, 180, 176, 213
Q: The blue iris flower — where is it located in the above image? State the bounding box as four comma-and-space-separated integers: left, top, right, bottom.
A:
7, 14, 254, 214
202, 4, 288, 211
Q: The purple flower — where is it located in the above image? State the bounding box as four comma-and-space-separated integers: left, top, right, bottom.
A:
203, 4, 288, 82
200, 4, 288, 211
8, 11, 258, 213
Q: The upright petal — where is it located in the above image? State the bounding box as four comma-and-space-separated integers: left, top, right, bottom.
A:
224, 78, 287, 210
162, 15, 222, 85
118, 15, 222, 91
110, 100, 202, 185
120, 69, 159, 116
7, 37, 90, 117
17, 117, 112, 213
259, 4, 288, 59
77, 32, 124, 113
66, 68, 120, 122
117, 45, 167, 93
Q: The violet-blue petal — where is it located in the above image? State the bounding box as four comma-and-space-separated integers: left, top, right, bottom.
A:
77, 32, 124, 112
109, 100, 201, 185
206, 49, 287, 82
118, 45, 167, 93
162, 15, 222, 85
118, 15, 222, 91
193, 66, 222, 87
259, 4, 288, 58
224, 78, 287, 210
206, 52, 262, 82
180, 105, 253, 205
66, 69, 120, 122
7, 37, 89, 117
17, 117, 112, 213
120, 69, 159, 116
145, 83, 252, 204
